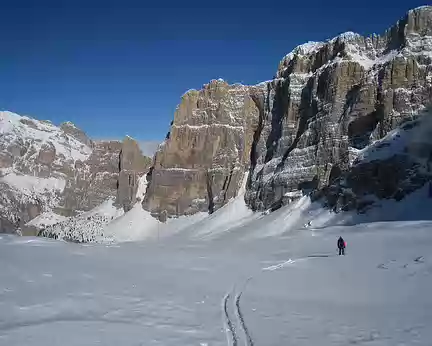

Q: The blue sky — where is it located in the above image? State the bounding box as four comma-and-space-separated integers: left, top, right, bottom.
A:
0, 0, 426, 142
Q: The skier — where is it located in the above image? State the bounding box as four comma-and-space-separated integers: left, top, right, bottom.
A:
337, 236, 346, 255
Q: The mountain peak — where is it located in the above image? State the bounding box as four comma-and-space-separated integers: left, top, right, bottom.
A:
330, 31, 362, 43
409, 5, 432, 13
60, 121, 78, 129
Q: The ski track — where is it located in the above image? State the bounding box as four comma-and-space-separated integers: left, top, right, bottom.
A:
221, 255, 316, 346
261, 259, 295, 271
234, 289, 254, 346
222, 291, 238, 346
222, 277, 254, 346
261, 253, 335, 272
220, 253, 337, 346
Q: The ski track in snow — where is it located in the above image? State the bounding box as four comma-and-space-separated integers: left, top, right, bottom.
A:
222, 290, 238, 346
261, 259, 296, 271
222, 278, 254, 346
234, 278, 254, 346
222, 255, 332, 346
261, 253, 337, 272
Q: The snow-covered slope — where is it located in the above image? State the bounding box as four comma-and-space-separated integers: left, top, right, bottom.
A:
1, 206, 431, 345
2, 110, 431, 345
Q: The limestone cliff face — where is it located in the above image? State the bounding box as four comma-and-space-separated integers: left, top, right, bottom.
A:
143, 79, 263, 217
319, 108, 432, 213
245, 6, 432, 210
0, 111, 151, 233
145, 6, 432, 216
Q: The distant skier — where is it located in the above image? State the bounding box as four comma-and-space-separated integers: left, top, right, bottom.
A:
337, 236, 346, 255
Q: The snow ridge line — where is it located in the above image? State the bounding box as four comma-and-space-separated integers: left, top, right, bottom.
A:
234, 278, 254, 346
222, 290, 238, 346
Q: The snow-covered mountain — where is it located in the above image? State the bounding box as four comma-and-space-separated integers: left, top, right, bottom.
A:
2, 6, 432, 244
0, 111, 152, 235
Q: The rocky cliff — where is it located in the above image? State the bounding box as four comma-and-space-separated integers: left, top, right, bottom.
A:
142, 79, 264, 218
0, 111, 151, 234
144, 6, 432, 217
316, 106, 432, 214
246, 6, 432, 211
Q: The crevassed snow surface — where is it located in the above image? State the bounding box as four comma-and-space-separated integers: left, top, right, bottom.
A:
1, 176, 432, 345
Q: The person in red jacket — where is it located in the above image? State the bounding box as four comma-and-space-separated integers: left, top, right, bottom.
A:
337, 236, 346, 255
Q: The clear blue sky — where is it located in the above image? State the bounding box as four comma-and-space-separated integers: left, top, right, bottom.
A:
0, 0, 425, 141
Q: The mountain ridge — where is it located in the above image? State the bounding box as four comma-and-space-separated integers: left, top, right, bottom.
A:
144, 5, 432, 218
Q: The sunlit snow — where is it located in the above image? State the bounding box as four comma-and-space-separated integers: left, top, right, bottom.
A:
1, 171, 432, 345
